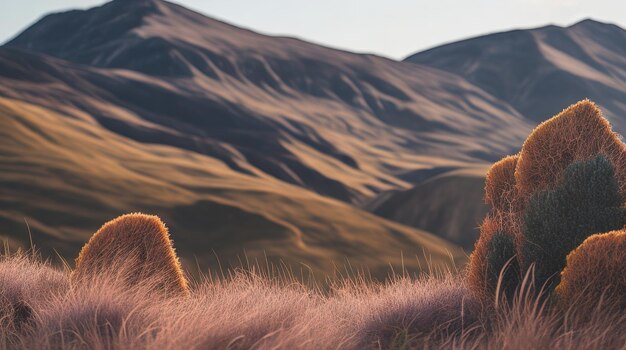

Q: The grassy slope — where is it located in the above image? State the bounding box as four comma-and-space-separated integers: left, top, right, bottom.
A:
0, 97, 465, 278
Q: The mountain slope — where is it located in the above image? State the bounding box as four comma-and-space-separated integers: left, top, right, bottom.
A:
405, 19, 626, 132
0, 92, 465, 278
0, 0, 541, 275
364, 167, 488, 251
4, 0, 532, 204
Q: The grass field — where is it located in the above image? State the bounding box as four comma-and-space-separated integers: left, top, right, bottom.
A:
1, 251, 625, 350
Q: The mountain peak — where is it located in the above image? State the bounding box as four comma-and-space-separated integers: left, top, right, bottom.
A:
2, 0, 314, 77
107, 0, 171, 14
570, 18, 607, 28
3, 0, 180, 71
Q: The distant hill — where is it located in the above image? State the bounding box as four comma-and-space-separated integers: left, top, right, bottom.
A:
363, 167, 489, 251
8, 1, 622, 273
405, 19, 626, 133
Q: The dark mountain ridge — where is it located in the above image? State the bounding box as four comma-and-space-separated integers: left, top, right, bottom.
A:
405, 19, 626, 132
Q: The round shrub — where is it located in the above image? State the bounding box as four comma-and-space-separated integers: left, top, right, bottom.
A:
485, 154, 519, 213
72, 213, 189, 296
555, 229, 626, 314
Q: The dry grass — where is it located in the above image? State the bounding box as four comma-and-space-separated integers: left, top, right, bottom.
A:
1, 253, 626, 349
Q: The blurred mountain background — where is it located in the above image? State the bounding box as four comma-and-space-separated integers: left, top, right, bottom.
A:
1, 0, 624, 278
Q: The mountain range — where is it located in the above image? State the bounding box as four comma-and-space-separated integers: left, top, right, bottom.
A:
1, 0, 623, 277
406, 19, 626, 132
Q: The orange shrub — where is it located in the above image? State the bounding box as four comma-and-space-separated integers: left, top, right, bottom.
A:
72, 213, 189, 296
467, 216, 497, 302
515, 100, 626, 203
485, 154, 519, 213
469, 99, 626, 305
555, 229, 626, 314
467, 215, 519, 304
484, 154, 524, 243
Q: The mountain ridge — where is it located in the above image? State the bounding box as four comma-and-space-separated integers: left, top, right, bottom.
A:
407, 18, 619, 57
405, 18, 626, 132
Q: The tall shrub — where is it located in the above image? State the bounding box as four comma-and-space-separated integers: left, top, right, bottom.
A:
515, 100, 626, 202
468, 100, 626, 305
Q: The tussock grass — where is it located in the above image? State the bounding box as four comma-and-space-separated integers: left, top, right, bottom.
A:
72, 213, 188, 296
0, 252, 625, 349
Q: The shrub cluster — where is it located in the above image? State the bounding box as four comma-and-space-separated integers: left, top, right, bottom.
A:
468, 100, 626, 308
522, 156, 625, 291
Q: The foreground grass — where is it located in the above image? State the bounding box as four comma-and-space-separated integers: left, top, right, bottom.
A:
0, 253, 625, 350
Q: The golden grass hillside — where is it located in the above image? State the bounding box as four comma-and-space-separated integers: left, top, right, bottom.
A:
0, 96, 465, 280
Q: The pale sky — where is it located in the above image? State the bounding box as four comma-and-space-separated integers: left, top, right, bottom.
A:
1, 0, 625, 59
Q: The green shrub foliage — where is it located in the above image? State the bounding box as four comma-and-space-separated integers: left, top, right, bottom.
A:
485, 232, 519, 301
521, 155, 626, 292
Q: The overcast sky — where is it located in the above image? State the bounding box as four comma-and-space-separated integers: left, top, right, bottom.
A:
1, 0, 625, 59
